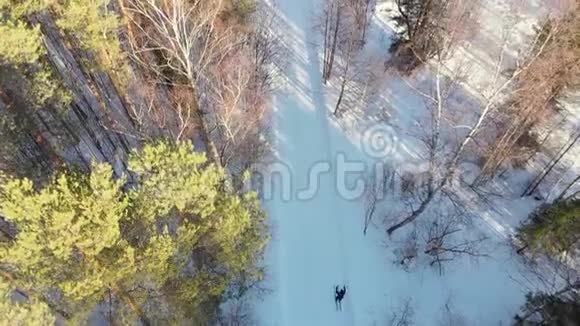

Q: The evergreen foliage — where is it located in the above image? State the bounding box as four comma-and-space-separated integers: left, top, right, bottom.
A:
55, 0, 124, 77
0, 0, 124, 108
0, 21, 42, 65
0, 141, 268, 324
389, 0, 442, 71
0, 12, 65, 107
514, 290, 580, 325
389, 0, 477, 72
0, 278, 55, 326
517, 199, 580, 255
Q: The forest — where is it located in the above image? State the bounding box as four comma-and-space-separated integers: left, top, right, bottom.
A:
1, 0, 580, 325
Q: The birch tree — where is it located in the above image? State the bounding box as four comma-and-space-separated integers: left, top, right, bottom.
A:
475, 9, 580, 183
333, 0, 378, 115
387, 21, 557, 235
125, 0, 273, 177
322, 0, 343, 83
208, 48, 269, 172
125, 0, 233, 167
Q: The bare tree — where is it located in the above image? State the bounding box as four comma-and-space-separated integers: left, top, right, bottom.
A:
388, 297, 415, 326
248, 4, 286, 94
334, 47, 383, 116
212, 5, 281, 173
363, 174, 380, 235
124, 0, 275, 179
387, 16, 559, 235
217, 298, 256, 326
322, 0, 343, 83
475, 8, 580, 183
334, 22, 359, 115
207, 48, 271, 171
345, 0, 376, 47
556, 174, 580, 202
363, 164, 393, 234
438, 298, 468, 326
354, 56, 384, 112
523, 131, 580, 197
420, 213, 488, 275
387, 54, 459, 234
320, 0, 378, 114
125, 0, 234, 167
392, 229, 419, 272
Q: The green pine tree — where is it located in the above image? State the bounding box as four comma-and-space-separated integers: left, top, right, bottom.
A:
0, 141, 268, 324
517, 199, 580, 256
0, 278, 55, 326
514, 290, 580, 325
0, 0, 125, 108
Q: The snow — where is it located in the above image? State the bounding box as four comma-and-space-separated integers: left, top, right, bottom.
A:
251, 0, 571, 325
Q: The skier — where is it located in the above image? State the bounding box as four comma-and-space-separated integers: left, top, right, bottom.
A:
334, 285, 347, 311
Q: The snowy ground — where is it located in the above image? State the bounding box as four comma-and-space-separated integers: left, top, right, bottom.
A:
252, 0, 573, 325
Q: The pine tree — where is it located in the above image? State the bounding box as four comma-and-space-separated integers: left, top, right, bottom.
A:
515, 290, 580, 325
0, 13, 65, 107
390, 0, 442, 71
389, 0, 478, 72
0, 163, 134, 322
517, 199, 580, 256
0, 141, 268, 324
55, 0, 124, 77
0, 0, 124, 108
0, 278, 55, 326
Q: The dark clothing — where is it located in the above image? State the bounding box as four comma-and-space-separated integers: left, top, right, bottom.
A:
334, 285, 347, 311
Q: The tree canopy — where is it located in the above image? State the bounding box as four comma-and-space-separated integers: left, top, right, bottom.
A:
0, 0, 124, 107
0, 141, 268, 324
517, 199, 580, 256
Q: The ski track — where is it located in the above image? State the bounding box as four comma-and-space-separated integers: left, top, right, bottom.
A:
257, 0, 389, 324
272, 0, 354, 320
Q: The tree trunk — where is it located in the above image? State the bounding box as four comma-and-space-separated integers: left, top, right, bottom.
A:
387, 190, 436, 235
334, 57, 350, 115
555, 174, 580, 202
363, 201, 376, 235
523, 132, 580, 197
324, 3, 341, 82
111, 285, 152, 326
323, 8, 330, 82
190, 89, 222, 168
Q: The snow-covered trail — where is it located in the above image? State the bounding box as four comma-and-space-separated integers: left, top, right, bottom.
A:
258, 0, 352, 322
254, 0, 540, 325
255, 0, 394, 325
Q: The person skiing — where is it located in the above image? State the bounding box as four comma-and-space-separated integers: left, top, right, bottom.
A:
334, 285, 347, 311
